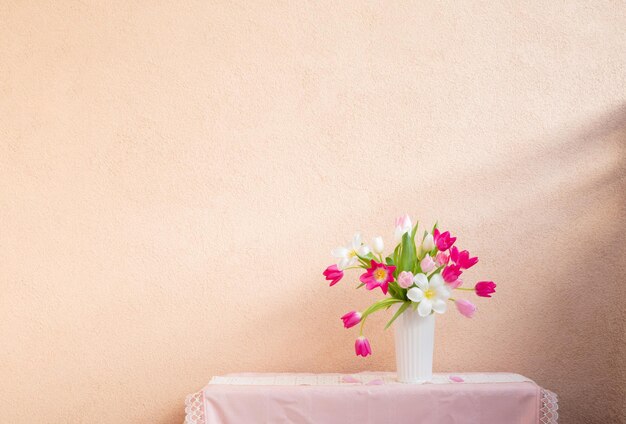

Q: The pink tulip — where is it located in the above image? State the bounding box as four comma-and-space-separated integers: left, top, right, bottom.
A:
355, 336, 372, 357
447, 277, 463, 289
420, 255, 436, 273
394, 214, 413, 243
450, 246, 479, 269
359, 260, 396, 295
442, 264, 462, 283
397, 271, 414, 289
435, 252, 450, 267
341, 311, 362, 329
475, 281, 496, 297
323, 265, 344, 286
433, 228, 456, 251
455, 299, 477, 318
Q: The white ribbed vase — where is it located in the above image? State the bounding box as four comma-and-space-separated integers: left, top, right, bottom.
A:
393, 308, 435, 383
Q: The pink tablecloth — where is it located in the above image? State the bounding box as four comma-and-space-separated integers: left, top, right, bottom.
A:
185, 372, 558, 424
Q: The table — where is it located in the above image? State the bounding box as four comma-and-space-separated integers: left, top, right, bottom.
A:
185, 372, 558, 424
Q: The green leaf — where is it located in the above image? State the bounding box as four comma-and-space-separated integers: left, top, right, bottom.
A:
361, 298, 403, 321
398, 232, 416, 273
413, 259, 421, 275
432, 221, 438, 233
384, 301, 411, 330
385, 256, 394, 266
387, 282, 406, 301
356, 283, 365, 289
411, 221, 419, 240
392, 244, 401, 266
356, 254, 371, 268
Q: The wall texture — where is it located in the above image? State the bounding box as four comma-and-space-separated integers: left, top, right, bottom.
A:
1, 1, 625, 423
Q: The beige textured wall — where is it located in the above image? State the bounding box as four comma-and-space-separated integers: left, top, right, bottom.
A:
1, 1, 625, 423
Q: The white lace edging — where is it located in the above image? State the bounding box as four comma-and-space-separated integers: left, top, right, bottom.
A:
184, 391, 205, 424
183, 387, 559, 424
540, 389, 559, 423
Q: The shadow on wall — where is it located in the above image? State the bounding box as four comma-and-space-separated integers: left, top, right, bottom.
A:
175, 105, 626, 424
460, 104, 626, 424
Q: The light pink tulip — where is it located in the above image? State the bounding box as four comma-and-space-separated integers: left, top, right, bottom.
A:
355, 336, 372, 357
397, 271, 414, 289
447, 277, 463, 289
455, 299, 477, 318
435, 252, 450, 266
394, 214, 413, 242
420, 255, 436, 273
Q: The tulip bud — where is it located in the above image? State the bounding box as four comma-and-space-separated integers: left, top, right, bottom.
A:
420, 255, 436, 273
455, 299, 477, 318
422, 233, 435, 252
372, 236, 384, 255
397, 271, 414, 289
394, 214, 413, 243
355, 336, 372, 357
341, 311, 362, 328
475, 281, 496, 297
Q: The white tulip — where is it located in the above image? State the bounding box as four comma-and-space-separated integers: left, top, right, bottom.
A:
407, 273, 451, 317
422, 233, 435, 252
332, 233, 369, 270
372, 236, 384, 255
394, 214, 413, 243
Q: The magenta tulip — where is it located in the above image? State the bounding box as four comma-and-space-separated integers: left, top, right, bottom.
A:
355, 336, 372, 357
450, 246, 478, 269
359, 260, 396, 295
442, 264, 462, 283
433, 228, 456, 251
341, 311, 362, 329
323, 265, 344, 286
455, 299, 477, 318
475, 281, 496, 297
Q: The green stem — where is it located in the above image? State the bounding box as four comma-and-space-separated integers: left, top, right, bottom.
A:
358, 298, 403, 335
454, 287, 474, 291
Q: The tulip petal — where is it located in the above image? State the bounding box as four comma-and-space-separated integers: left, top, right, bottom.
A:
413, 273, 429, 291
417, 299, 433, 317
432, 299, 447, 314
332, 247, 349, 258
437, 286, 451, 300
429, 273, 444, 288
407, 287, 424, 302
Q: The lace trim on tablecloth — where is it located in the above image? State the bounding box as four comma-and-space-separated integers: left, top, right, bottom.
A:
184, 386, 559, 424
184, 391, 204, 424
540, 389, 559, 424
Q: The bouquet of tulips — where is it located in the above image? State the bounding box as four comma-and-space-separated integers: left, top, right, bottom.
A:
323, 215, 496, 357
